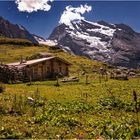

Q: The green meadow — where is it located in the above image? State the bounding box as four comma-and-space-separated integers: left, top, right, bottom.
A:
0, 40, 140, 139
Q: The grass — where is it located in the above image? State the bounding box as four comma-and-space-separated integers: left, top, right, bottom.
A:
0, 37, 33, 46
1, 77, 140, 139
0, 41, 140, 139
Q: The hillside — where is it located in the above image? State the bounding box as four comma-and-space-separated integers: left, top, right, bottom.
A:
0, 42, 140, 139
0, 40, 104, 74
0, 37, 33, 46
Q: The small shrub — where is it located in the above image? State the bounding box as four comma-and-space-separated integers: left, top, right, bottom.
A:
35, 99, 45, 107
99, 96, 125, 110
99, 96, 140, 112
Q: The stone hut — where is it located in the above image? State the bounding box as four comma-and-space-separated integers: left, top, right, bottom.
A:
0, 55, 71, 83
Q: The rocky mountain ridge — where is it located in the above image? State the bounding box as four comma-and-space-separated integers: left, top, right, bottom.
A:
49, 19, 140, 68
0, 16, 38, 44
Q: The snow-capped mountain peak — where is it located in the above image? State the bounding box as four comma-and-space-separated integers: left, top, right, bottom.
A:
49, 19, 140, 68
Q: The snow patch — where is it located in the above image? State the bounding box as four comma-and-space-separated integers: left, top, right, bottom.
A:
83, 20, 116, 37
39, 40, 58, 46
34, 36, 45, 42
87, 27, 115, 37
18, 24, 25, 31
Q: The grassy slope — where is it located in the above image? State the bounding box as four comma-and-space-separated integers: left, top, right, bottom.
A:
0, 42, 140, 139
0, 43, 103, 73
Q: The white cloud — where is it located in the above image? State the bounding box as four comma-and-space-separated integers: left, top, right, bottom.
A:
15, 0, 53, 13
59, 4, 92, 26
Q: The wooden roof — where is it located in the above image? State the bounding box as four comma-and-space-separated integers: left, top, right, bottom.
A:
7, 56, 71, 68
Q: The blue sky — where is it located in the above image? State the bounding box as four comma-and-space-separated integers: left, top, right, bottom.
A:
0, 1, 140, 38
